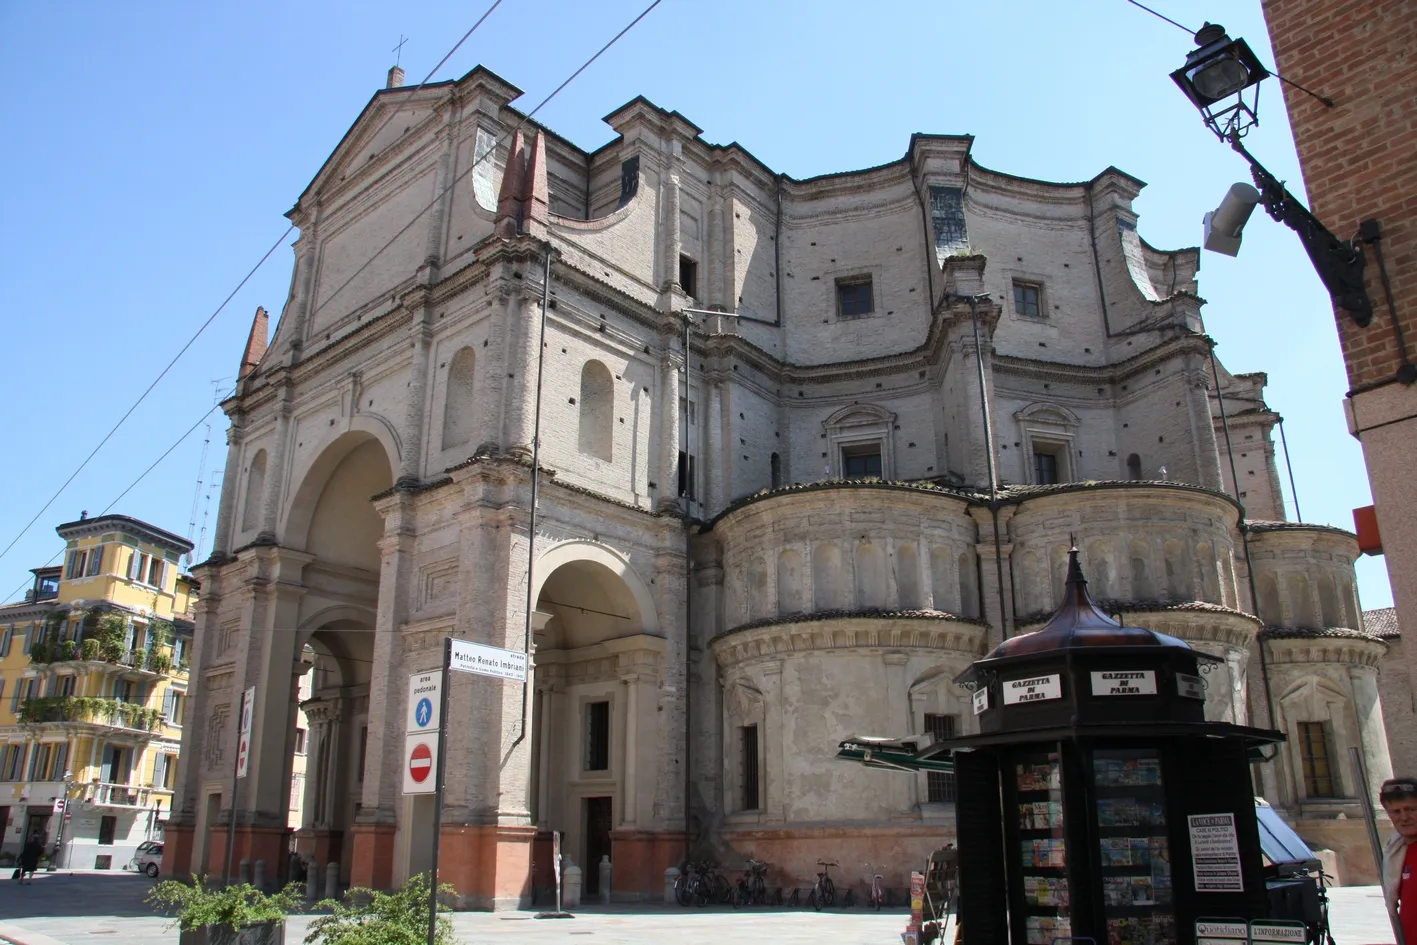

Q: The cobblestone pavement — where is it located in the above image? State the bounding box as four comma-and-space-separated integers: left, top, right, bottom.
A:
0, 871, 1399, 944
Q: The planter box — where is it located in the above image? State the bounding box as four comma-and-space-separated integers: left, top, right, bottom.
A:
178, 921, 284, 945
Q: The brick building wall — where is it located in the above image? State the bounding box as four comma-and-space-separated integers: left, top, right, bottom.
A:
1262, 0, 1417, 775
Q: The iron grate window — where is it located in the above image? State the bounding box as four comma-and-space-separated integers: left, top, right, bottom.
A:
1298, 721, 1335, 797
585, 701, 610, 772
742, 725, 760, 811
924, 713, 958, 803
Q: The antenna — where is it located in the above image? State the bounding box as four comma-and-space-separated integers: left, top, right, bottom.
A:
184, 379, 230, 569
195, 470, 223, 567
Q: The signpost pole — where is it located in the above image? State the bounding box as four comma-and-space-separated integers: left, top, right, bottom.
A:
427, 638, 452, 945
225, 685, 254, 886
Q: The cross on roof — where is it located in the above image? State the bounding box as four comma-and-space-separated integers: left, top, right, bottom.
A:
393, 35, 409, 67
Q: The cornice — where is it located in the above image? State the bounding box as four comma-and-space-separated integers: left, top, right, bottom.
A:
711, 610, 989, 669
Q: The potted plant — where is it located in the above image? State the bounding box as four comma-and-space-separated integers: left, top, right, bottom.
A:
81, 638, 101, 661
306, 874, 456, 945
148, 878, 303, 945
59, 640, 78, 661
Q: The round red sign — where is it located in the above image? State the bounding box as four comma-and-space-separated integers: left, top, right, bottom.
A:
409, 742, 433, 783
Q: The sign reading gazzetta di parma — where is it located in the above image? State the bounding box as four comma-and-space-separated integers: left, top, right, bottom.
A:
1089, 670, 1158, 696
449, 639, 529, 682
1002, 674, 1062, 705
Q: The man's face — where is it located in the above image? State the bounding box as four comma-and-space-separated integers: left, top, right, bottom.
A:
1382, 796, 1417, 840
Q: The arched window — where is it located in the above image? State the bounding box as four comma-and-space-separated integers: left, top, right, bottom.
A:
241, 449, 267, 532
1127, 453, 1142, 480
578, 361, 614, 462
441, 347, 478, 451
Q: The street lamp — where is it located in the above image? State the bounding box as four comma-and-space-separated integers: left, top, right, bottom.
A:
1172, 23, 1374, 328
48, 771, 76, 871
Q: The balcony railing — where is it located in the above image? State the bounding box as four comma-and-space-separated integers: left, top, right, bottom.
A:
86, 781, 172, 810
28, 642, 178, 676
18, 697, 165, 732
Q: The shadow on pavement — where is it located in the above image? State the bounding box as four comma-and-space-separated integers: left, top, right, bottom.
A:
0, 870, 161, 918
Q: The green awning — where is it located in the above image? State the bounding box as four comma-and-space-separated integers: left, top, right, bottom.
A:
836, 735, 954, 773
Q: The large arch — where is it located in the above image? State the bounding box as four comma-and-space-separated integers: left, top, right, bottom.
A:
283, 425, 400, 548
529, 540, 661, 637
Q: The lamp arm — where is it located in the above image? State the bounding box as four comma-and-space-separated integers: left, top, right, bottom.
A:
1229, 135, 1373, 327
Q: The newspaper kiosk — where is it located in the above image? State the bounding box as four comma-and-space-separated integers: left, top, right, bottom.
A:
931, 549, 1283, 945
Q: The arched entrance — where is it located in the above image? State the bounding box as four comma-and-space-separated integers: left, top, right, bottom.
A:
528, 543, 667, 899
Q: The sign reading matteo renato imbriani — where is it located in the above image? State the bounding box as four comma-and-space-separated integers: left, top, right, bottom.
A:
1002, 674, 1062, 705
1089, 670, 1158, 696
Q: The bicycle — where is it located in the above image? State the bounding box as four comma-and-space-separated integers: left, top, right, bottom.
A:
735, 858, 768, 906
808, 859, 838, 911
862, 862, 885, 911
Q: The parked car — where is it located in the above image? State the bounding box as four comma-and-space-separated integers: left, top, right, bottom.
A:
127, 841, 163, 877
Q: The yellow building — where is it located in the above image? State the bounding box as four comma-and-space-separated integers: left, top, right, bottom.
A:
0, 513, 195, 871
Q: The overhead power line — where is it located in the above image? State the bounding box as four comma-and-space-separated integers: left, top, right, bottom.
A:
0, 0, 511, 571
1122, 0, 1195, 34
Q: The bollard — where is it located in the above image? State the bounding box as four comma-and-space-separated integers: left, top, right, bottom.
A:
598, 855, 611, 903
306, 861, 320, 900
563, 862, 582, 908
238, 858, 251, 885
663, 866, 680, 904
324, 861, 340, 900
253, 859, 267, 891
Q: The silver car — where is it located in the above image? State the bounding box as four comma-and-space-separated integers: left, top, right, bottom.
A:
128, 840, 163, 877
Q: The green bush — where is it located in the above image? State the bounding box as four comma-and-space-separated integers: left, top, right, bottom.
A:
305, 874, 456, 945
147, 878, 305, 932
59, 640, 78, 661
80, 638, 101, 661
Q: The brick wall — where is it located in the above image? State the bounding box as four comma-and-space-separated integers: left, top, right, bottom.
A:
1262, 0, 1417, 391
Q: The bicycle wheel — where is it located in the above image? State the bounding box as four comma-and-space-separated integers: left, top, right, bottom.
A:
674, 875, 691, 907
871, 884, 882, 911
713, 873, 733, 905
693, 876, 710, 907
822, 876, 835, 907
810, 887, 822, 912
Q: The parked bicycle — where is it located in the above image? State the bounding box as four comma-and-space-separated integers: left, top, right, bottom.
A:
735, 858, 768, 906
808, 859, 838, 911
674, 860, 733, 907
861, 862, 885, 911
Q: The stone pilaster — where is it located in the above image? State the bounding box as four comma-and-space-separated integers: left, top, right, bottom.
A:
657, 349, 683, 513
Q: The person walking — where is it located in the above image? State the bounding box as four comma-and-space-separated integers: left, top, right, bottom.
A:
1381, 776, 1417, 945
17, 834, 44, 884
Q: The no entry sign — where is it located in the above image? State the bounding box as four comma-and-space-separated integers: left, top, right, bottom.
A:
403, 732, 438, 795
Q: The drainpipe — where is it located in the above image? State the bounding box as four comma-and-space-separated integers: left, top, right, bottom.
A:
681, 311, 695, 863
1085, 182, 1114, 338
512, 243, 555, 754
966, 295, 1010, 639
773, 175, 784, 326
1209, 343, 1274, 728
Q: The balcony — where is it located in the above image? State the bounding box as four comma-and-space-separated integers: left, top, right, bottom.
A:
84, 781, 172, 810
28, 641, 181, 679
18, 697, 166, 733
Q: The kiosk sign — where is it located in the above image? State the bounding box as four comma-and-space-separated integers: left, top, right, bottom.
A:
1188, 813, 1245, 892
1177, 673, 1206, 700
1249, 920, 1306, 941
1090, 670, 1157, 696
972, 686, 989, 715
1195, 919, 1249, 944
1002, 674, 1062, 705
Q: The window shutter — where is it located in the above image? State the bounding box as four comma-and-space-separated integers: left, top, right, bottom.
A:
151, 558, 165, 588
88, 545, 104, 576
1, 626, 10, 657
163, 689, 175, 719
66, 551, 78, 579
52, 742, 68, 780
0, 678, 5, 701
127, 549, 139, 580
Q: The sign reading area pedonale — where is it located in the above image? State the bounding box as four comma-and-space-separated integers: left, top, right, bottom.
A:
1002, 674, 1062, 705
449, 639, 529, 682
1090, 670, 1157, 696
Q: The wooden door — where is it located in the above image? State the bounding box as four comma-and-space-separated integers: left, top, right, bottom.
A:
583, 796, 612, 895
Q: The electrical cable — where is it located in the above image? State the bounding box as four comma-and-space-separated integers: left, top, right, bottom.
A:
1121, 0, 1195, 34
0, 0, 510, 572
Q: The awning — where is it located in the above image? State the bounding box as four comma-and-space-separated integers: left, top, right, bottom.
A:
835, 734, 954, 773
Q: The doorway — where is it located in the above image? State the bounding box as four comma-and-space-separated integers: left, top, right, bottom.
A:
23, 811, 50, 846
583, 796, 612, 895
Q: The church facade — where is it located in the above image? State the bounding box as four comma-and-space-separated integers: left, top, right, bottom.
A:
166, 64, 1397, 904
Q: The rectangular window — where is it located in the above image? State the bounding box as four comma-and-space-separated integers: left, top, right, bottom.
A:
679, 255, 698, 299
842, 443, 883, 479
678, 451, 697, 501
1013, 280, 1043, 317
357, 726, 368, 782
87, 545, 104, 577
29, 744, 52, 782
585, 701, 610, 772
66, 550, 87, 580
295, 728, 307, 754
55, 676, 76, 698
148, 557, 165, 588
164, 690, 185, 725
98, 815, 117, 846
1, 745, 25, 781
154, 753, 175, 790
924, 714, 958, 803
50, 742, 68, 781
618, 155, 640, 208
1033, 450, 1060, 485
290, 773, 304, 810
741, 725, 760, 811
1298, 721, 1335, 797
836, 276, 875, 319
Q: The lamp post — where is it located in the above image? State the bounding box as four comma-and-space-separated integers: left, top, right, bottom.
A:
48, 771, 75, 870
1171, 23, 1374, 327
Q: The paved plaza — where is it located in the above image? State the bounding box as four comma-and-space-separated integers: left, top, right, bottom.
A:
0, 871, 1399, 944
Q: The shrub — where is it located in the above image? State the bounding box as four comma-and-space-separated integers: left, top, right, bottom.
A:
148, 878, 305, 932
304, 874, 456, 945
80, 638, 101, 661
59, 640, 78, 661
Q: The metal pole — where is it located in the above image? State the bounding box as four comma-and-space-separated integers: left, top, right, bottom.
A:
1277, 417, 1303, 523
1350, 746, 1405, 945
681, 311, 693, 866
50, 783, 69, 870
427, 638, 452, 945
224, 691, 244, 885
968, 296, 1010, 639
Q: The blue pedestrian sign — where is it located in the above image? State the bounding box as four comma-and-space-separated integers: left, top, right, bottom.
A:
407, 671, 442, 733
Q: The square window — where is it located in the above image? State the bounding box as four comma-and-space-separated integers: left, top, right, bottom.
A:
1013, 280, 1043, 317
585, 701, 610, 771
1033, 450, 1060, 485
836, 277, 874, 319
842, 443, 882, 479
1298, 721, 1335, 797
679, 255, 698, 299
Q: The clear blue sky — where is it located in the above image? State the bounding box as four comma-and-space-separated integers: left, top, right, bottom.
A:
0, 1, 1392, 609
